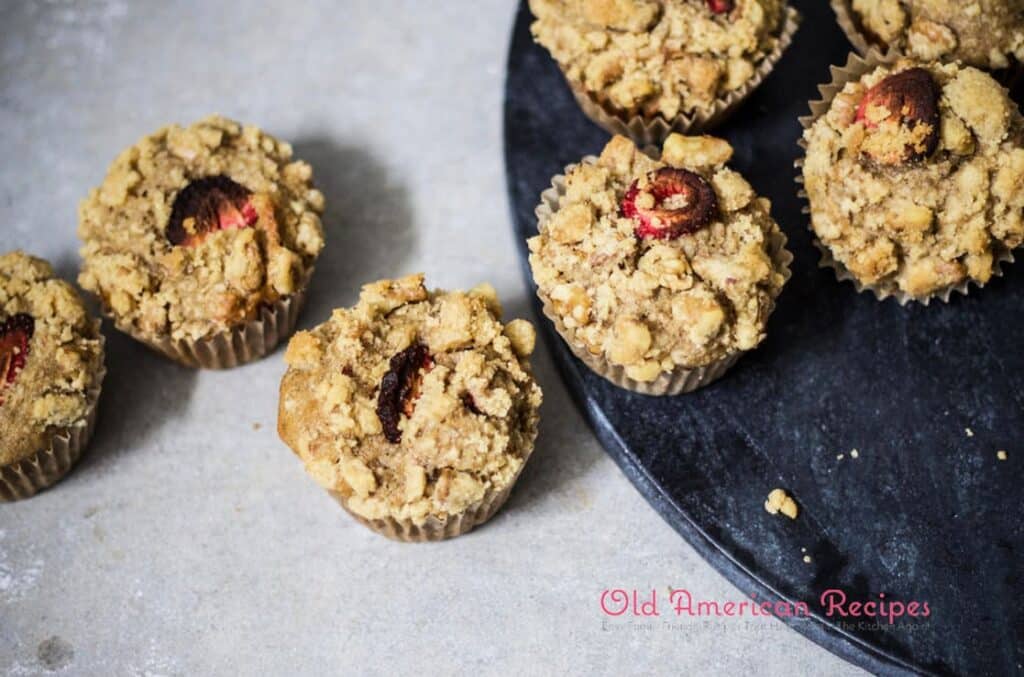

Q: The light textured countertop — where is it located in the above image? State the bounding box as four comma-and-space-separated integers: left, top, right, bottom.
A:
0, 2, 864, 675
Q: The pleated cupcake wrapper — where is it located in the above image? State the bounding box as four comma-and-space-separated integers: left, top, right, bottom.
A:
830, 0, 1024, 87
328, 478, 515, 543
533, 156, 792, 396
327, 434, 536, 542
795, 50, 1017, 306
0, 326, 106, 501
830, 0, 874, 59
108, 269, 312, 369
565, 7, 801, 146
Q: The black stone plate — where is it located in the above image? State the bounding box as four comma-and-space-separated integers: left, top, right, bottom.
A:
504, 1, 1023, 675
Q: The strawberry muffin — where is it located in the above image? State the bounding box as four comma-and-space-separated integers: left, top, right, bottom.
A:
835, 0, 1024, 70
528, 0, 799, 141
801, 59, 1024, 302
0, 252, 105, 501
529, 134, 791, 395
78, 115, 325, 368
278, 274, 542, 541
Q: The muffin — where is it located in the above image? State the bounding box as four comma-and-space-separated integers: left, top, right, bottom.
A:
529, 134, 791, 395
799, 56, 1024, 303
277, 274, 543, 541
0, 252, 105, 501
529, 0, 801, 144
78, 115, 325, 368
833, 0, 1024, 71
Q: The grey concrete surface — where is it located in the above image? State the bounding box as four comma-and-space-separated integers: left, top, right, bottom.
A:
0, 2, 865, 675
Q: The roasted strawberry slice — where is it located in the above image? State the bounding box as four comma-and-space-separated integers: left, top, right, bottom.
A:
0, 313, 34, 404
855, 67, 940, 165
706, 0, 734, 14
376, 343, 434, 443
621, 167, 719, 240
166, 175, 260, 247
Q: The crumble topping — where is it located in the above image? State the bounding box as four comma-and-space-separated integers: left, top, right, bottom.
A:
78, 115, 325, 342
278, 274, 542, 525
0, 252, 104, 466
529, 0, 787, 119
529, 133, 788, 381
765, 487, 798, 519
850, 0, 1024, 70
803, 60, 1024, 299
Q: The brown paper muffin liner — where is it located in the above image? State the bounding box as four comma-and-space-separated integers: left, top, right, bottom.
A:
830, 0, 874, 58
106, 269, 312, 369
830, 0, 1024, 87
566, 7, 801, 146
0, 326, 106, 501
533, 157, 792, 396
327, 437, 536, 542
795, 50, 1017, 306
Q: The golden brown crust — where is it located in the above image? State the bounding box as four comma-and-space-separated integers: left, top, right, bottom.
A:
277, 275, 542, 527
0, 252, 104, 466
529, 0, 787, 119
802, 60, 1024, 299
850, 0, 1024, 70
528, 134, 788, 381
78, 115, 325, 342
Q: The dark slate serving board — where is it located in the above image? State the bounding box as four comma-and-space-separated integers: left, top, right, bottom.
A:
504, 1, 1024, 675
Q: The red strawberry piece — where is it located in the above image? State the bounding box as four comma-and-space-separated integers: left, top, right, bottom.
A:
707, 0, 734, 15
0, 313, 34, 404
166, 175, 260, 247
854, 67, 940, 165
376, 342, 434, 444
621, 167, 719, 240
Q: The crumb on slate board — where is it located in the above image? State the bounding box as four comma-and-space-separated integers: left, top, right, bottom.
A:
765, 488, 798, 520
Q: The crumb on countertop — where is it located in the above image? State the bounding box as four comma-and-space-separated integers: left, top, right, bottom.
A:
997, 450, 1008, 461
965, 427, 974, 437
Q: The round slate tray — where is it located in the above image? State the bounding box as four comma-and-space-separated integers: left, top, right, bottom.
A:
503, 2, 1024, 675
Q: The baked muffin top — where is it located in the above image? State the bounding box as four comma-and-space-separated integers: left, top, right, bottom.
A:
802, 60, 1024, 299
0, 252, 104, 466
278, 275, 542, 526
78, 115, 325, 342
529, 134, 788, 381
529, 0, 787, 119
850, 0, 1024, 70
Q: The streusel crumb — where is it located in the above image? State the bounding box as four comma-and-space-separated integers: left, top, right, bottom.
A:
529, 133, 788, 381
851, 0, 1024, 70
278, 274, 542, 526
0, 252, 103, 466
529, 0, 787, 119
802, 60, 1024, 299
78, 115, 325, 342
765, 487, 798, 519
